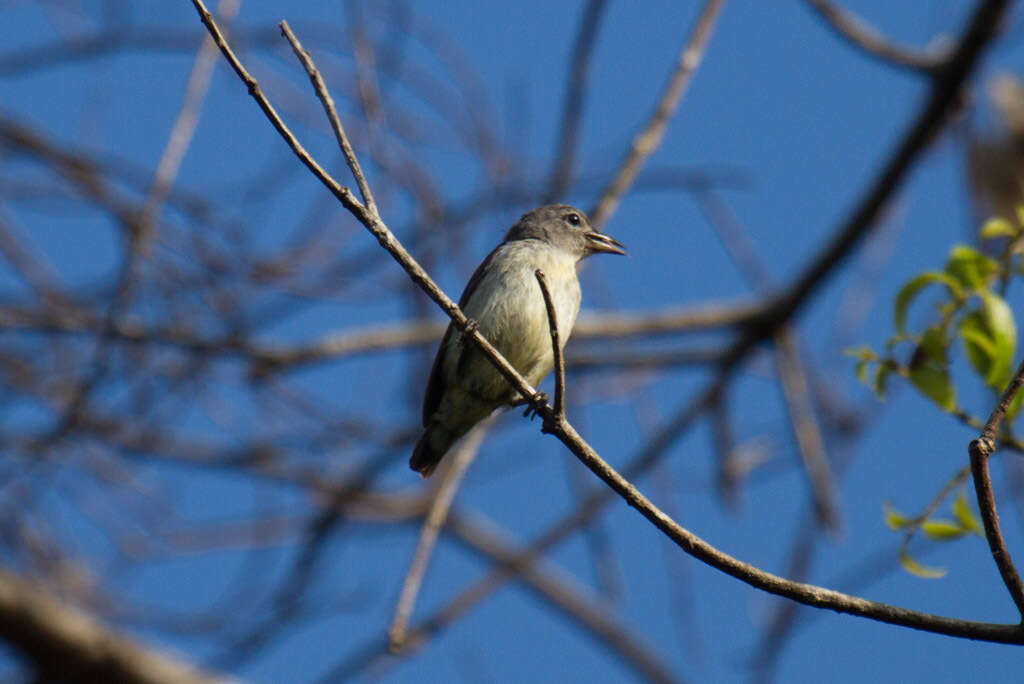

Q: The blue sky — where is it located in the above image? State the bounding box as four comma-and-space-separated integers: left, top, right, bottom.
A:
3, 1, 1024, 683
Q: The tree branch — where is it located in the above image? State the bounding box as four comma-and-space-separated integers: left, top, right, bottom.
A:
388, 423, 487, 651
535, 269, 566, 419
0, 566, 228, 684
969, 357, 1024, 618
803, 0, 950, 74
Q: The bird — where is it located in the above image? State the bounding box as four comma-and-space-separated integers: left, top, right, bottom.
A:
410, 204, 626, 477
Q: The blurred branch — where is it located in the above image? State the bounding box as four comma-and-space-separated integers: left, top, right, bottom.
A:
140, 0, 243, 249
589, 0, 726, 227
803, 0, 951, 74
388, 422, 487, 652
774, 329, 841, 531
725, 0, 1010, 366
0, 565, 229, 684
545, 0, 608, 202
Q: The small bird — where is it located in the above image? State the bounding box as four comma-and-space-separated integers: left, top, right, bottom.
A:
410, 205, 626, 477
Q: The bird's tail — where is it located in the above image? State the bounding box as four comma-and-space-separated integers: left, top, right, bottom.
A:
409, 427, 449, 478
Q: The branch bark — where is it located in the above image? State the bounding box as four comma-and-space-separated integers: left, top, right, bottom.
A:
969, 357, 1024, 619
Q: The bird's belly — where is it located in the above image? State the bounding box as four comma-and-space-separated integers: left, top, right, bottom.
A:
456, 250, 580, 399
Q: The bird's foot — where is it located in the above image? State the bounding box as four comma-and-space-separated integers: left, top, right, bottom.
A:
462, 318, 479, 335
523, 391, 549, 420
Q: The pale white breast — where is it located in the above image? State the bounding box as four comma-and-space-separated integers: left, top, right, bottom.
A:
453, 240, 581, 393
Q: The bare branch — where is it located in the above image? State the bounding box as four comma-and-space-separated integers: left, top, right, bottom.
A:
388, 423, 487, 651
280, 20, 378, 216
535, 269, 566, 418
969, 356, 1024, 618
545, 0, 608, 202
0, 566, 229, 684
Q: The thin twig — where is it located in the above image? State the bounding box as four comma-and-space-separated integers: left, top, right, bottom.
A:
388, 423, 488, 651
969, 356, 1024, 618
589, 0, 726, 228
804, 0, 950, 74
535, 269, 565, 418
279, 20, 378, 216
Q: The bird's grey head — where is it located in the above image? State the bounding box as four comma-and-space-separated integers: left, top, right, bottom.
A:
503, 204, 626, 260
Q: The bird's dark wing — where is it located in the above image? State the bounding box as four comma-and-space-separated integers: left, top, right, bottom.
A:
422, 244, 504, 426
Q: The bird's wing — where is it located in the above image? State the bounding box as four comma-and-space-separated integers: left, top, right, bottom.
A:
422, 244, 504, 426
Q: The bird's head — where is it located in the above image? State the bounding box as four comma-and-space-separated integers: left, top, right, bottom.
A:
504, 204, 627, 259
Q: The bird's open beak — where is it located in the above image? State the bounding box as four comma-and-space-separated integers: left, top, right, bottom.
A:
585, 232, 627, 256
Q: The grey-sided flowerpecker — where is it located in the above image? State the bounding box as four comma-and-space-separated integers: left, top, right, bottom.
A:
410, 205, 626, 477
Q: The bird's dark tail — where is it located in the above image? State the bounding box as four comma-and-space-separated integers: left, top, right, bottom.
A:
410, 428, 445, 478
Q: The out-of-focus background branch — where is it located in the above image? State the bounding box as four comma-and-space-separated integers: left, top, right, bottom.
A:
2, 1, 1024, 683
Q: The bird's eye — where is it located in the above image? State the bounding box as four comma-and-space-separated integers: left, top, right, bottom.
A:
566, 213, 581, 226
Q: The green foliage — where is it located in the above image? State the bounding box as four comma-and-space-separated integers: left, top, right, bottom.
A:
899, 550, 947, 579
851, 217, 1022, 412
853, 210, 1024, 580
952, 490, 983, 536
883, 486, 983, 579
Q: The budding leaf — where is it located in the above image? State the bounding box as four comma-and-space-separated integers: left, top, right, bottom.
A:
899, 550, 947, 579
952, 490, 983, 536
883, 501, 909, 530
980, 217, 1017, 240
921, 519, 966, 540
945, 245, 998, 291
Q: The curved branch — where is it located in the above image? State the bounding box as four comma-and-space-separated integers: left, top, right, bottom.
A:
0, 566, 228, 684
969, 357, 1024, 618
803, 0, 950, 74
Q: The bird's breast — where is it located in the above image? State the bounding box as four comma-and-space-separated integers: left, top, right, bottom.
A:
454, 242, 581, 391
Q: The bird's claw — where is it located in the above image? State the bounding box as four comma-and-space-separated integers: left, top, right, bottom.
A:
462, 318, 479, 335
523, 391, 549, 420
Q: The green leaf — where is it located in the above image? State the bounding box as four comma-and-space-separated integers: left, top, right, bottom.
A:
855, 358, 871, 384
873, 364, 892, 399
899, 550, 947, 579
883, 501, 909, 530
980, 291, 1017, 388
916, 326, 947, 364
952, 490, 983, 536
907, 327, 953, 411
921, 518, 967, 540
893, 272, 962, 335
908, 365, 956, 412
961, 311, 996, 382
980, 217, 1017, 240
844, 346, 876, 361
945, 245, 999, 291
959, 293, 1018, 389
